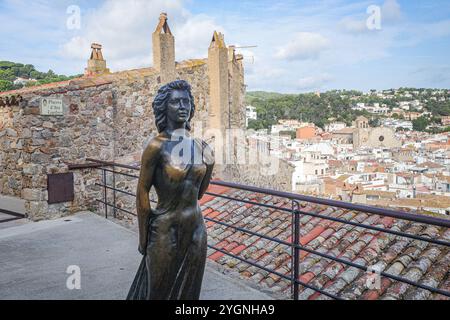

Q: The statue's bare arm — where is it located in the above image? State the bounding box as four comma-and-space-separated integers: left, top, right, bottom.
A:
198, 141, 215, 200
136, 139, 161, 255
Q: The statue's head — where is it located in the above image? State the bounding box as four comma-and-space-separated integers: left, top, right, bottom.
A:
152, 80, 195, 133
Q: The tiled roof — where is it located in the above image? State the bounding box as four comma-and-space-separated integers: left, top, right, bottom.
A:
372, 197, 450, 210
328, 160, 343, 167
333, 128, 354, 134
417, 161, 444, 169
436, 175, 450, 183
363, 190, 396, 198
201, 183, 450, 300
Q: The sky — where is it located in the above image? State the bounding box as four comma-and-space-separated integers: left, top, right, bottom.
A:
1, 0, 450, 93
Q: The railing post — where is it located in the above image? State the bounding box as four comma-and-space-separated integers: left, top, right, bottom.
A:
102, 168, 108, 219
291, 200, 300, 300
112, 166, 116, 218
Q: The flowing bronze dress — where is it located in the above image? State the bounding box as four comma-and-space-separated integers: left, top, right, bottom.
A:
127, 138, 214, 300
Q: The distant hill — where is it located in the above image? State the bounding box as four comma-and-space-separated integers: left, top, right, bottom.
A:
245, 89, 450, 131
0, 61, 81, 92
246, 91, 294, 98
246, 91, 298, 103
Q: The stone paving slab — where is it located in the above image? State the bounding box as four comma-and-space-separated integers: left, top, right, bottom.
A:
0, 212, 272, 300
0, 213, 27, 230
0, 195, 26, 215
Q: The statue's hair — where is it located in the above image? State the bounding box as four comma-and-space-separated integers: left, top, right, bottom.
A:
152, 80, 195, 133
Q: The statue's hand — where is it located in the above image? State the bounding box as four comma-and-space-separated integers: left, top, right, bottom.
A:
138, 242, 146, 255
201, 140, 215, 165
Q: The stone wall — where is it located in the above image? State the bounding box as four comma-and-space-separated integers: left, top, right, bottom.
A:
224, 157, 295, 193
0, 105, 23, 197
0, 81, 116, 220
0, 60, 215, 221
219, 136, 295, 192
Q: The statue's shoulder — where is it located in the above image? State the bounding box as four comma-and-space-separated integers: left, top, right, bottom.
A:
142, 135, 165, 161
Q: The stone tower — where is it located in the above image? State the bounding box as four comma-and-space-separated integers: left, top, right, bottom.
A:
152, 13, 176, 84
208, 31, 229, 132
85, 43, 110, 76
355, 116, 369, 129
228, 45, 245, 129
353, 116, 370, 149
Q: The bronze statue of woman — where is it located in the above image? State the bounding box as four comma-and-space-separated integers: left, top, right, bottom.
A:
127, 80, 214, 300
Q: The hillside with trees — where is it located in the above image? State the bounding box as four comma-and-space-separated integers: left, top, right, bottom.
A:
0, 61, 81, 92
246, 90, 371, 130
246, 89, 450, 132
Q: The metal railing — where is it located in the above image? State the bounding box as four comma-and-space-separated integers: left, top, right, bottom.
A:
70, 158, 450, 300
0, 208, 25, 224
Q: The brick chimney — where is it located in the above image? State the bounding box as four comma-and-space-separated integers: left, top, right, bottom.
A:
152, 13, 176, 84
85, 43, 110, 76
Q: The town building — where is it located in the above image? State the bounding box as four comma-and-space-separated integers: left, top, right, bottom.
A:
245, 105, 257, 127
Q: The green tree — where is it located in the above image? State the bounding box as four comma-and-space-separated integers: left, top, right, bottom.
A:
412, 116, 429, 132
369, 117, 380, 127
0, 61, 81, 92
0, 80, 13, 91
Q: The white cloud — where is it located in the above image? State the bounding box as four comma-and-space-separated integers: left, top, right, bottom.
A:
274, 32, 330, 61
338, 16, 369, 34
60, 0, 224, 72
422, 19, 450, 38
296, 74, 333, 91
382, 0, 402, 23
339, 0, 402, 34
173, 13, 224, 60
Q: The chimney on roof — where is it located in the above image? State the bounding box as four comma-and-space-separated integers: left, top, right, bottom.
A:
85, 43, 110, 76
152, 12, 176, 84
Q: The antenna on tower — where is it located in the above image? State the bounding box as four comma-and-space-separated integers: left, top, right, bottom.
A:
235, 45, 258, 49
231, 45, 258, 64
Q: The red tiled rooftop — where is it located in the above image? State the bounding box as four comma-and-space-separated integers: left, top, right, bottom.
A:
200, 185, 450, 300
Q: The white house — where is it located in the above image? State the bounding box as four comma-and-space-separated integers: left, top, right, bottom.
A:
245, 105, 257, 127
325, 122, 347, 132
13, 77, 36, 86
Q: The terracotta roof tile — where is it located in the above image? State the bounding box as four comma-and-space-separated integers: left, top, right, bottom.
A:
200, 184, 450, 300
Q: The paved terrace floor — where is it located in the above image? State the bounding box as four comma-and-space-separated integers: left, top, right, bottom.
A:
0, 212, 273, 300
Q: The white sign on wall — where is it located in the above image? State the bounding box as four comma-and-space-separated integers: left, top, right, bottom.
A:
40, 98, 64, 116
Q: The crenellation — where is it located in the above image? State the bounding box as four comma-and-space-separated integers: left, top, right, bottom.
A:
152, 13, 176, 84
208, 31, 229, 133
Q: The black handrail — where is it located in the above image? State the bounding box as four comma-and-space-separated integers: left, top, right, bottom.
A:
210, 180, 450, 228
79, 158, 450, 228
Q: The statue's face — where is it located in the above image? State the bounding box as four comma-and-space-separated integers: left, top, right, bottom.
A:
166, 89, 191, 125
